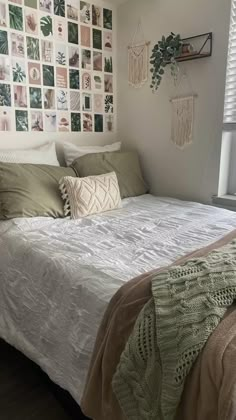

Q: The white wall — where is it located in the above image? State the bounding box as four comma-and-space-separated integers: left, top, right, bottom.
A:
117, 0, 231, 203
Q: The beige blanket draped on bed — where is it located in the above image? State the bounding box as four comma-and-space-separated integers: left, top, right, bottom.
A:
81, 229, 236, 420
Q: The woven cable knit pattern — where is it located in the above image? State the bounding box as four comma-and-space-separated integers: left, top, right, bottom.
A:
113, 239, 236, 420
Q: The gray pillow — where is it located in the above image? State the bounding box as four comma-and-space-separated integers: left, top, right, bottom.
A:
0, 163, 76, 219
71, 151, 148, 199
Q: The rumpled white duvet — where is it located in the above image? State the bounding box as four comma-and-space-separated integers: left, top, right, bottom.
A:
0, 194, 236, 404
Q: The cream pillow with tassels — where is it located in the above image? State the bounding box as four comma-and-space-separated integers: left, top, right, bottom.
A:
59, 172, 122, 219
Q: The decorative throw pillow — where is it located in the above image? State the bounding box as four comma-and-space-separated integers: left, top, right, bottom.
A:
63, 141, 121, 166
0, 142, 60, 166
59, 172, 122, 219
70, 151, 149, 199
0, 163, 76, 219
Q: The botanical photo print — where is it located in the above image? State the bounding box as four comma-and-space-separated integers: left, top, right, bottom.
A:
0, 30, 8, 55
71, 112, 80, 131
43, 64, 55, 86
31, 111, 43, 131
54, 16, 67, 41
82, 92, 92, 112
0, 84, 11, 106
68, 46, 79, 67
82, 49, 91, 70
80, 2, 90, 25
56, 67, 67, 88
0, 109, 12, 131
70, 90, 80, 111
93, 29, 102, 50
67, 0, 78, 21
40, 15, 53, 38
68, 21, 78, 44
41, 40, 53, 62
0, 2, 7, 28
55, 43, 67, 65
0, 57, 10, 81
104, 55, 113, 73
58, 111, 69, 131
28, 62, 41, 85
104, 74, 113, 93
25, 8, 38, 35
82, 72, 91, 90
80, 25, 90, 48
43, 88, 55, 109
93, 73, 102, 90
11, 33, 24, 57
27, 36, 40, 60
29, 87, 42, 108
94, 94, 103, 113
69, 69, 80, 89
105, 114, 113, 132
104, 31, 112, 51
9, 4, 23, 31
44, 111, 56, 131
12, 59, 26, 83
14, 85, 27, 107
92, 5, 101, 27
105, 94, 113, 113
94, 114, 103, 132
54, 0, 65, 17
83, 113, 92, 132
39, 0, 52, 14
93, 51, 102, 72
103, 8, 112, 30
15, 110, 28, 131
57, 89, 68, 110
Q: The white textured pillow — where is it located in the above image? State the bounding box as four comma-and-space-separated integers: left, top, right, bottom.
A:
0, 142, 59, 166
63, 142, 121, 166
59, 172, 122, 218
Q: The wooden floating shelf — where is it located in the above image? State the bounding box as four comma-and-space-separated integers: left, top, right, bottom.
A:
175, 32, 213, 63
176, 52, 212, 62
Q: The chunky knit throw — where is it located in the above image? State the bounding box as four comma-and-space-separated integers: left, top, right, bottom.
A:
113, 239, 236, 420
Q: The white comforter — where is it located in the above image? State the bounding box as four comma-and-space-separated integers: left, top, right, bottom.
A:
0, 195, 236, 404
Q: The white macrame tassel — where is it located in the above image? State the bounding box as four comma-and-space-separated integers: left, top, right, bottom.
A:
128, 43, 149, 88
171, 95, 194, 149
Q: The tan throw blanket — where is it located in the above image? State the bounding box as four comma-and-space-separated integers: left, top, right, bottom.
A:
81, 229, 236, 420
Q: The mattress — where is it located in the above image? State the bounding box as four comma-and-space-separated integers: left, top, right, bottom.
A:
0, 194, 236, 404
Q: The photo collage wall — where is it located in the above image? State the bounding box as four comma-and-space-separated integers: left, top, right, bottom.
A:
0, 0, 114, 133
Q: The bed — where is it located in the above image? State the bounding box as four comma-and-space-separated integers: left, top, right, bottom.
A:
1, 193, 236, 412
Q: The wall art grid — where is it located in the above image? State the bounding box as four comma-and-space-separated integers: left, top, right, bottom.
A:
0, 0, 114, 133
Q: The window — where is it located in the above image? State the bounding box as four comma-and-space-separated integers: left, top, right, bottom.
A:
224, 0, 236, 123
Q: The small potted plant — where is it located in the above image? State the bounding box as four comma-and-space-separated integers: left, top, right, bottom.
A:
150, 32, 182, 92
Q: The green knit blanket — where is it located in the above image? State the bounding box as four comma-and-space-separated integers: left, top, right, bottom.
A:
113, 239, 236, 420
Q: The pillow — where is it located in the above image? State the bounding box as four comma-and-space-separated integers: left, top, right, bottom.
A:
59, 172, 122, 218
63, 141, 121, 166
0, 163, 76, 219
70, 151, 148, 199
0, 142, 59, 166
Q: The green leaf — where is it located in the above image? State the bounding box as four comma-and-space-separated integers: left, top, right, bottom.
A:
40, 16, 53, 37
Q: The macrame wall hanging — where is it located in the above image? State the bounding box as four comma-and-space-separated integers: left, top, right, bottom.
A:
170, 72, 197, 149
128, 20, 150, 88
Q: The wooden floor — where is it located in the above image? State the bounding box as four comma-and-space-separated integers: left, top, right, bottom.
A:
0, 339, 88, 420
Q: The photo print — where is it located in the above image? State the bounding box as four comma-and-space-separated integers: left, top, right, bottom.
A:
40, 15, 53, 38
55, 43, 67, 65
82, 92, 92, 112
93, 73, 102, 90
105, 94, 113, 113
93, 51, 102, 71
57, 89, 68, 110
12, 59, 26, 83
39, 0, 52, 14
0, 109, 11, 131
25, 0, 37, 8
94, 94, 103, 113
14, 85, 27, 107
27, 36, 40, 60
82, 72, 91, 90
28, 62, 41, 85
104, 55, 113, 73
58, 111, 69, 131
10, 0, 22, 4
11, 33, 24, 57
0, 2, 7, 28
80, 2, 90, 24
43, 88, 55, 109
103, 8, 112, 30
104, 31, 112, 51
92, 5, 101, 27
82, 49, 91, 70
29, 87, 42, 109
94, 114, 103, 132
67, 0, 78, 21
54, 0, 65, 17
68, 21, 78, 44
9, 5, 23, 31
41, 40, 53, 62
93, 29, 102, 50
54, 16, 67, 41
70, 90, 80, 111
25, 8, 38, 35
15, 110, 28, 131
44, 111, 56, 131
105, 114, 113, 132
68, 45, 79, 67
104, 74, 113, 93
0, 30, 8, 55
80, 25, 90, 48
69, 69, 80, 89
71, 112, 81, 131
31, 110, 43, 131
56, 67, 67, 88
83, 112, 92, 132
0, 84, 11, 106
0, 56, 10, 81
43, 64, 55, 86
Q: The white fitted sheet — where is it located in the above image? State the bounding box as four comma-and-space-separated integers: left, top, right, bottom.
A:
0, 194, 236, 403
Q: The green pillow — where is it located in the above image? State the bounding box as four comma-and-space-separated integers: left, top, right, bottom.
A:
71, 151, 148, 199
0, 163, 76, 219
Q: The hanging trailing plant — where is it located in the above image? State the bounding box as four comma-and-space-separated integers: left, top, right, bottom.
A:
150, 32, 182, 92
